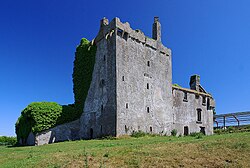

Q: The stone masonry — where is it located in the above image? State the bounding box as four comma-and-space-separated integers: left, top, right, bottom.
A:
29, 17, 215, 145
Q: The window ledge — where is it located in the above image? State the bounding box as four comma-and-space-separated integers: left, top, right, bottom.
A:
202, 103, 206, 106
196, 121, 202, 124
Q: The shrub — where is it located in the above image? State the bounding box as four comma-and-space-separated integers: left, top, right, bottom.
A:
173, 84, 181, 87
15, 102, 62, 142
171, 129, 177, 136
189, 132, 204, 139
131, 131, 149, 138
227, 126, 235, 133
0, 136, 17, 146
15, 102, 80, 143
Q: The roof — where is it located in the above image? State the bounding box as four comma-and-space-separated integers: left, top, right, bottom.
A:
172, 85, 212, 98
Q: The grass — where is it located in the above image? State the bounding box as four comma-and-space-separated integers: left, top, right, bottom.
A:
0, 132, 250, 167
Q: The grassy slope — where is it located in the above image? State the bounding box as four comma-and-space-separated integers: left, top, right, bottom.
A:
0, 132, 250, 168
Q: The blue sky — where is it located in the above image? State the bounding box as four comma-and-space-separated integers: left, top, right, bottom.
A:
1, 0, 250, 136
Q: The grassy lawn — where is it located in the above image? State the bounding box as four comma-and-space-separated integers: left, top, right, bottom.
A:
0, 132, 250, 168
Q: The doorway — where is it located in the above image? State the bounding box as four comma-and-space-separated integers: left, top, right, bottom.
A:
200, 127, 206, 135
90, 128, 93, 139
184, 126, 189, 136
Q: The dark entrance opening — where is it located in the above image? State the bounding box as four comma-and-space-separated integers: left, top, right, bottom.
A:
184, 126, 189, 136
200, 127, 206, 135
90, 128, 93, 139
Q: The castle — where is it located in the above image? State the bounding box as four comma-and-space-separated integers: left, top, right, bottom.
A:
25, 17, 215, 145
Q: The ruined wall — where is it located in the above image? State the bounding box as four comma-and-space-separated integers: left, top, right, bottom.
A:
172, 87, 214, 135
26, 119, 80, 146
114, 18, 173, 136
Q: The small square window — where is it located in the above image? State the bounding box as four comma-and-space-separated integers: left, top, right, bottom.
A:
202, 96, 206, 106
126, 103, 128, 109
183, 92, 188, 102
101, 105, 104, 113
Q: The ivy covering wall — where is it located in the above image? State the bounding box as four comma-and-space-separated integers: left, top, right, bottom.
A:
15, 102, 62, 142
15, 38, 97, 142
73, 38, 96, 115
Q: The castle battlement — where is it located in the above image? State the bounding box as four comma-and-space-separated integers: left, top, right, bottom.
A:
95, 17, 170, 56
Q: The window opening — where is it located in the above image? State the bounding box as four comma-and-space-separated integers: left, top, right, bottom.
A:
197, 109, 202, 122
150, 126, 153, 133
183, 92, 188, 102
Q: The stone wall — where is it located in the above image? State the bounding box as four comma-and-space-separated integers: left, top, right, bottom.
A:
114, 18, 173, 136
27, 119, 80, 146
172, 87, 214, 135
79, 18, 117, 139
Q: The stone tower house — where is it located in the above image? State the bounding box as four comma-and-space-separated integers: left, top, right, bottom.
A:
26, 17, 215, 145
79, 17, 215, 139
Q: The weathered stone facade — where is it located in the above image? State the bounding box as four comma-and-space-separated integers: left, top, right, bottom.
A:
31, 17, 215, 145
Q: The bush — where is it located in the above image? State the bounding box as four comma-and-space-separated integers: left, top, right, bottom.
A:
15, 102, 62, 142
15, 102, 80, 143
189, 132, 204, 139
131, 131, 149, 138
171, 129, 177, 136
0, 136, 17, 146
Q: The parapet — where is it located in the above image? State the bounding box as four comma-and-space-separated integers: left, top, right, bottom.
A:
94, 17, 171, 56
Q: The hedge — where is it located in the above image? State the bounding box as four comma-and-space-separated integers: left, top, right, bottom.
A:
0, 136, 17, 146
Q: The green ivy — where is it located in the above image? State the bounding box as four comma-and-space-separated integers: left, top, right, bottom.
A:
173, 83, 181, 87
73, 38, 96, 115
15, 102, 62, 142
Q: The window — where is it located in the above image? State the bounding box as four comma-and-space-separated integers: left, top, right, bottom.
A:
197, 108, 202, 122
183, 92, 188, 102
100, 79, 105, 88
195, 94, 199, 99
122, 76, 124, 81
150, 126, 153, 133
147, 107, 150, 113
117, 28, 123, 37
207, 98, 210, 110
101, 105, 104, 113
147, 83, 149, 89
125, 125, 128, 133
147, 61, 150, 67
100, 125, 102, 133
126, 103, 128, 109
123, 32, 128, 40
103, 55, 106, 61
202, 96, 206, 105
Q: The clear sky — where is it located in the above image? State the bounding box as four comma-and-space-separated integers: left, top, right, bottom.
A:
1, 0, 250, 136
